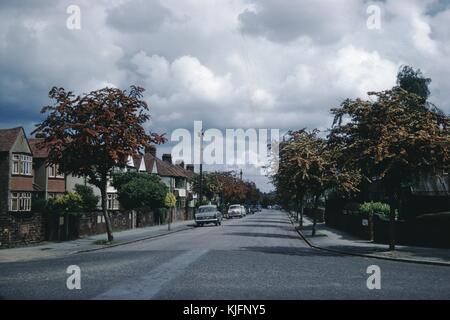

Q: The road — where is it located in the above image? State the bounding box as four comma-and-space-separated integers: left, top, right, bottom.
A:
1, 209, 449, 299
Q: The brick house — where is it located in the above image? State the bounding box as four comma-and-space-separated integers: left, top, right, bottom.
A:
29, 138, 66, 200
143, 146, 193, 220
0, 127, 44, 247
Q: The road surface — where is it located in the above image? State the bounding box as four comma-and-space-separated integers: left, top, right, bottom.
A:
1, 209, 449, 299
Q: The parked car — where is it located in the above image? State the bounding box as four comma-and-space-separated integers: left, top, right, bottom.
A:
228, 204, 244, 218
240, 205, 247, 216
195, 205, 222, 226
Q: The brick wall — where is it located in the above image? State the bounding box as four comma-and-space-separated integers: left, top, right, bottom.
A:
47, 178, 65, 193
0, 153, 9, 216
0, 212, 44, 248
10, 176, 33, 191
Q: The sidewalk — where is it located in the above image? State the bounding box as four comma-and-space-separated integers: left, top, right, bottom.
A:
288, 212, 450, 266
0, 220, 195, 263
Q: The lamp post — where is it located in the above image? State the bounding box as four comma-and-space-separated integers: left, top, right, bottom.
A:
199, 129, 205, 206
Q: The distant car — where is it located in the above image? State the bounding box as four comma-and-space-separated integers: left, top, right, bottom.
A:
195, 205, 222, 227
228, 204, 244, 218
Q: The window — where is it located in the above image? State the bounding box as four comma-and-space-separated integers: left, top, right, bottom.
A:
176, 198, 186, 209
12, 154, 32, 175
107, 193, 119, 211
175, 178, 186, 189
10, 192, 32, 212
48, 164, 63, 178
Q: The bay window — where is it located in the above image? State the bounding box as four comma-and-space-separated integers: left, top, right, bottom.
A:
12, 154, 32, 175
10, 192, 32, 212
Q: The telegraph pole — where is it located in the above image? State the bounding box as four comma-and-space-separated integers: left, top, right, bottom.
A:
239, 168, 243, 181
199, 129, 205, 206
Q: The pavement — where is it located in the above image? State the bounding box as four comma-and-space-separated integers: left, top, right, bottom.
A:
290, 213, 450, 266
0, 219, 196, 263
1, 209, 450, 299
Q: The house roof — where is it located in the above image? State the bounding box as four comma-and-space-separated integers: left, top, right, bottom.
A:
0, 127, 22, 152
29, 138, 49, 158
143, 153, 187, 178
410, 174, 449, 196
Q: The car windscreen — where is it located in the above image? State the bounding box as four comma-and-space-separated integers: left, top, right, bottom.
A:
198, 207, 216, 213
229, 205, 240, 209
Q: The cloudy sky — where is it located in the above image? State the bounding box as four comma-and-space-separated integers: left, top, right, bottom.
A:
1, 0, 449, 191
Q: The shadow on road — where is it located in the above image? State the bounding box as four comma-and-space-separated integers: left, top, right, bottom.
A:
241, 246, 342, 257
226, 224, 295, 231
224, 232, 301, 240
242, 220, 291, 225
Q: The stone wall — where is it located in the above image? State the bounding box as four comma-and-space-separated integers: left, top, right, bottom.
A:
0, 212, 44, 248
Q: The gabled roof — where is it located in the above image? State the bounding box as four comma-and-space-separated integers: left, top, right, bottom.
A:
0, 127, 22, 152
133, 154, 147, 171
143, 153, 187, 178
29, 138, 49, 158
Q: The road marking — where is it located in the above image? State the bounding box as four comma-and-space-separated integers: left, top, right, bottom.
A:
94, 249, 209, 300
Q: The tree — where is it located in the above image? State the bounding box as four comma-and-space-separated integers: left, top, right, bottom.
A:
329, 87, 450, 249
112, 172, 168, 210
397, 65, 431, 101
33, 86, 165, 242
272, 133, 309, 225
192, 172, 221, 203
74, 184, 100, 212
164, 192, 177, 231
285, 130, 360, 235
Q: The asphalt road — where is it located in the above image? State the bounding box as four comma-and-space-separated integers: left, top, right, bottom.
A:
1, 209, 449, 299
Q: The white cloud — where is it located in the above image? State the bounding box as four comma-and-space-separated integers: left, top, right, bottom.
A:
1, 0, 450, 191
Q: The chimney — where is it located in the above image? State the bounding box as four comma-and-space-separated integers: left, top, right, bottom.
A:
162, 153, 172, 164
186, 164, 194, 172
145, 145, 156, 157
176, 160, 185, 169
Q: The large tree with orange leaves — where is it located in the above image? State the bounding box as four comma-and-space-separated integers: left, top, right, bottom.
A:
33, 86, 165, 241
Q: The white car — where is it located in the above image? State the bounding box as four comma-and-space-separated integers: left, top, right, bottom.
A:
228, 204, 244, 218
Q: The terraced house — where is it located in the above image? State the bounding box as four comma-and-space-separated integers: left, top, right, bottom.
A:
28, 138, 66, 200
0, 127, 43, 247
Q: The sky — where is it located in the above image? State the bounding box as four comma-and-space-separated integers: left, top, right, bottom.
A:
1, 0, 449, 192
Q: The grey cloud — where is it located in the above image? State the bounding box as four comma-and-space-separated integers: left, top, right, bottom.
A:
106, 0, 173, 33
238, 0, 363, 44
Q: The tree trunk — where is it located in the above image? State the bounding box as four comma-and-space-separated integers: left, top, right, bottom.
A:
100, 184, 114, 242
389, 196, 396, 251
299, 197, 304, 227
312, 195, 319, 237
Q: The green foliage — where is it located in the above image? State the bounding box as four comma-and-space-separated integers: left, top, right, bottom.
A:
31, 197, 48, 213
164, 192, 177, 208
156, 207, 168, 223
112, 172, 168, 210
396, 65, 431, 101
48, 192, 83, 215
359, 201, 390, 217
74, 184, 99, 212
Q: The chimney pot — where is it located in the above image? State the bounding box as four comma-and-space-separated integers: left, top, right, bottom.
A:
162, 153, 172, 164
145, 145, 156, 157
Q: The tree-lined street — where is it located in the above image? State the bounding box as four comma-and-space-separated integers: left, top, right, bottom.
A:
1, 209, 449, 300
